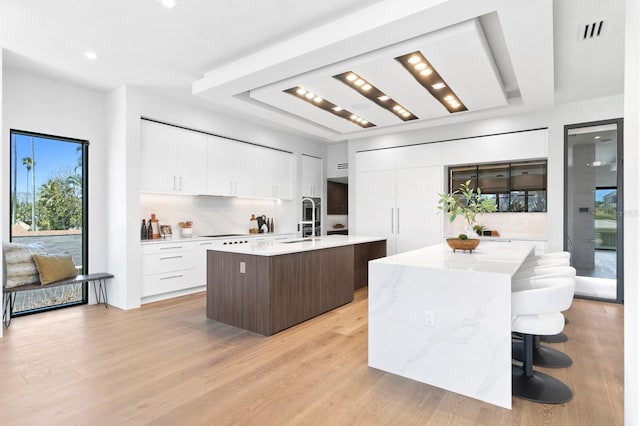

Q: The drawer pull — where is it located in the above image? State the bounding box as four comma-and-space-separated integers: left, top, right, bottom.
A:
199, 242, 213, 246
160, 274, 183, 280
160, 255, 183, 260
159, 246, 183, 250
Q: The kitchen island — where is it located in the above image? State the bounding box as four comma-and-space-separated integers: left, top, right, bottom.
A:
206, 235, 386, 336
368, 241, 534, 409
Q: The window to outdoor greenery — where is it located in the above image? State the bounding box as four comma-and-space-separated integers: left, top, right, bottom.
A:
9, 130, 88, 314
448, 160, 547, 212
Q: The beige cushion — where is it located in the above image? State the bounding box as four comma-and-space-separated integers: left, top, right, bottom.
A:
32, 254, 77, 285
2, 242, 45, 288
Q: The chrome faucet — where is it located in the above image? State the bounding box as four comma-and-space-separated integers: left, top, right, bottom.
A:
301, 197, 316, 239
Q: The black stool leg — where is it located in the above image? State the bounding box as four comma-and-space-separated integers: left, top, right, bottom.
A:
512, 336, 572, 368
512, 334, 573, 404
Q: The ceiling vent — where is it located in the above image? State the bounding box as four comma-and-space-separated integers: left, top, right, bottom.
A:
336, 162, 348, 170
581, 20, 605, 40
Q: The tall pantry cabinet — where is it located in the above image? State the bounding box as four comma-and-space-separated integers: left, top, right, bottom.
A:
355, 144, 444, 255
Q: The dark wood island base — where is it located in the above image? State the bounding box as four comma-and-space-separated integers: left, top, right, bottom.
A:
206, 239, 386, 335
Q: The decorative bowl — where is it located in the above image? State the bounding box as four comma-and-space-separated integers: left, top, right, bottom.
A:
446, 238, 480, 253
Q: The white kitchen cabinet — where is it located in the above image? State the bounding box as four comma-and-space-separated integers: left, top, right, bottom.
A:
140, 120, 207, 194
195, 240, 215, 286
301, 155, 323, 197
255, 146, 294, 199
355, 166, 443, 255
355, 169, 396, 254
206, 135, 256, 197
141, 241, 200, 298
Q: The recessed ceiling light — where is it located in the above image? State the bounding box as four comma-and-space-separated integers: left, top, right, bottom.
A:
393, 105, 402, 111
84, 51, 98, 61
396, 51, 467, 114
284, 86, 375, 129
157, 0, 178, 8
595, 136, 601, 139
333, 71, 418, 122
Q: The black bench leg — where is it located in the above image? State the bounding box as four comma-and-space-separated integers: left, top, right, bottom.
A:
3, 293, 15, 328
92, 279, 108, 308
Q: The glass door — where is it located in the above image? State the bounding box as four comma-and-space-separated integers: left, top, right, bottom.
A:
565, 119, 623, 302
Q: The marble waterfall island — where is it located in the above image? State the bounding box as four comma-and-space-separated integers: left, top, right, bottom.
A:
206, 235, 386, 336
368, 241, 534, 409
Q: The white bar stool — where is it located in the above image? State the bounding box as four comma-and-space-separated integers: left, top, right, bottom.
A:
511, 277, 575, 404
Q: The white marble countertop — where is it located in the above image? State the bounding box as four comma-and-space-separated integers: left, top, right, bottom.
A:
140, 232, 295, 245
372, 241, 535, 276
207, 234, 386, 256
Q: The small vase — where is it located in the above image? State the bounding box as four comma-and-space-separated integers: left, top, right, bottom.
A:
464, 223, 480, 238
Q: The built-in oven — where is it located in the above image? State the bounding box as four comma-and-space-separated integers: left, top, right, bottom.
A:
301, 197, 321, 237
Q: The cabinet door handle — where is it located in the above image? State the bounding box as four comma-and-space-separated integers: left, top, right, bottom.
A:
173, 176, 176, 191
160, 246, 183, 250
160, 274, 183, 280
179, 176, 183, 191
160, 255, 183, 260
199, 242, 213, 246
391, 208, 394, 234
397, 208, 400, 234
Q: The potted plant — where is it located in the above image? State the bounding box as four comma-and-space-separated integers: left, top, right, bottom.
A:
437, 180, 497, 238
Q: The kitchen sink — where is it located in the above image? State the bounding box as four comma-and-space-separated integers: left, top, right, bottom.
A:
279, 238, 322, 244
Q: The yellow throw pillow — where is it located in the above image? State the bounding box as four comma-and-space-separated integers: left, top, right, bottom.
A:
33, 254, 77, 285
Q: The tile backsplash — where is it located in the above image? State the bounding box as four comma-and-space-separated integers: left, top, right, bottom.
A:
443, 212, 547, 240
140, 194, 296, 237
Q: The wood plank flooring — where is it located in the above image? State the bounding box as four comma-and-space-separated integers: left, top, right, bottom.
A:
0, 289, 623, 425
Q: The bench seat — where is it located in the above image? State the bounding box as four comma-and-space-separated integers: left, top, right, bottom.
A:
3, 272, 113, 327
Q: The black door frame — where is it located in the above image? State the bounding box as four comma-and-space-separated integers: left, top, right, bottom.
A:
564, 118, 624, 303
8, 129, 89, 316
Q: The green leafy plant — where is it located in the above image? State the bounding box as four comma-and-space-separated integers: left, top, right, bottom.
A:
437, 180, 497, 227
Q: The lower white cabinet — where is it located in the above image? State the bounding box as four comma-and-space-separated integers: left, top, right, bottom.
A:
142, 242, 201, 297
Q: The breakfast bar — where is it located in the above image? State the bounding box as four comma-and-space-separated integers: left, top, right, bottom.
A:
368, 241, 534, 409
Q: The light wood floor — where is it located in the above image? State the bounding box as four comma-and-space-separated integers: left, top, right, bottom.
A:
0, 289, 623, 425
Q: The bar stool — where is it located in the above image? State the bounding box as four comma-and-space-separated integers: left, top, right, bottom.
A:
512, 266, 576, 368
511, 277, 575, 404
517, 253, 572, 343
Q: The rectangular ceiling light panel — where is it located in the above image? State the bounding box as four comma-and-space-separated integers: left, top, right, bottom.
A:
396, 51, 467, 113
283, 87, 375, 128
333, 71, 418, 121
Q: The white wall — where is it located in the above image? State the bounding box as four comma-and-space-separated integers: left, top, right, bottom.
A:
2, 65, 109, 307
1, 49, 4, 338
624, 0, 639, 423
348, 94, 624, 252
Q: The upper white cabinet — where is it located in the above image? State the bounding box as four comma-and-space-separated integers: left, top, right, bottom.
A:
301, 155, 323, 197
442, 130, 547, 165
140, 120, 207, 194
255, 146, 294, 199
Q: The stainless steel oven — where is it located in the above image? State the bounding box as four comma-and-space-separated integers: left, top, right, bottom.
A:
301, 197, 321, 237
